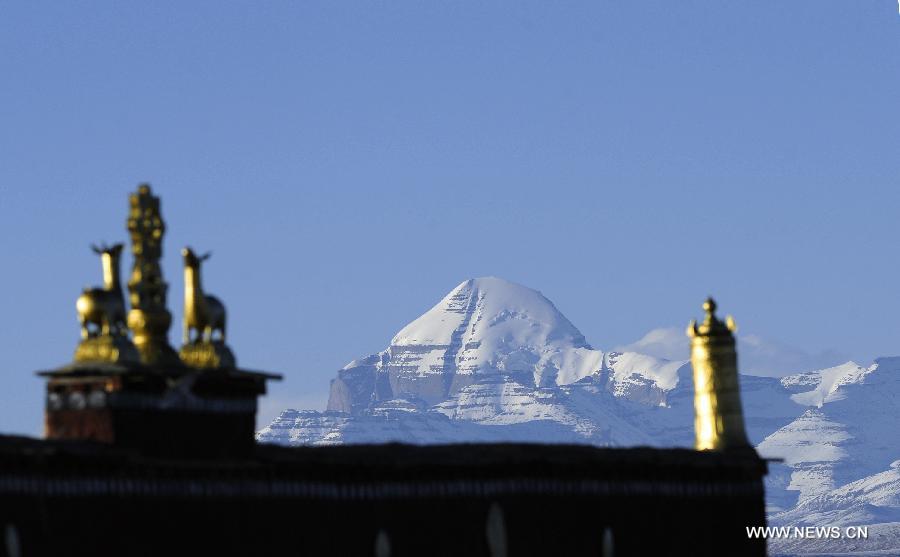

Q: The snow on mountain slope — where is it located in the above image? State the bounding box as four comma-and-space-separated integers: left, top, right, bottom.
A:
760, 358, 900, 516
432, 375, 658, 446
259, 378, 658, 447
776, 461, 900, 527
256, 404, 487, 445
760, 410, 855, 512
782, 362, 872, 408
601, 351, 684, 406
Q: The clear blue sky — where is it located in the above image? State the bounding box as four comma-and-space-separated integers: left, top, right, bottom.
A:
2, 2, 899, 435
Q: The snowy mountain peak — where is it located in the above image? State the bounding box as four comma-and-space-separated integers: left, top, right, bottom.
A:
328, 277, 605, 415
392, 277, 589, 351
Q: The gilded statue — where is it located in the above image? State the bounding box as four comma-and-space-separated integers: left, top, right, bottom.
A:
182, 247, 226, 344
76, 244, 127, 339
74, 243, 139, 363
179, 247, 234, 368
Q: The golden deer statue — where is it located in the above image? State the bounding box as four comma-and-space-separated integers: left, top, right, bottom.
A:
76, 244, 127, 339
182, 247, 226, 344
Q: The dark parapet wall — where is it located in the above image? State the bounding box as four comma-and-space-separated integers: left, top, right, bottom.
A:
0, 438, 767, 557
39, 362, 277, 458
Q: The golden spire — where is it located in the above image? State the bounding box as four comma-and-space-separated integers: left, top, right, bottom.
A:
125, 184, 180, 367
687, 297, 751, 451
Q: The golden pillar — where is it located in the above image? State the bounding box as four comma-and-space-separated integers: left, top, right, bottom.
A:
687, 297, 751, 451
126, 184, 180, 367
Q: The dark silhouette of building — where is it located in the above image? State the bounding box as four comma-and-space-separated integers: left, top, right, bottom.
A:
0, 437, 766, 556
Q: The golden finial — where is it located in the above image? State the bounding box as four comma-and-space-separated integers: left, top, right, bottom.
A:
125, 184, 180, 367
686, 297, 751, 451
687, 296, 736, 338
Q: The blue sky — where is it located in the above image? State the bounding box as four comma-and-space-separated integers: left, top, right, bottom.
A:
1, 2, 899, 434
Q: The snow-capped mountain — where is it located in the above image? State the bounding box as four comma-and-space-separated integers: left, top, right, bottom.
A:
260, 277, 801, 447
257, 276, 900, 554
